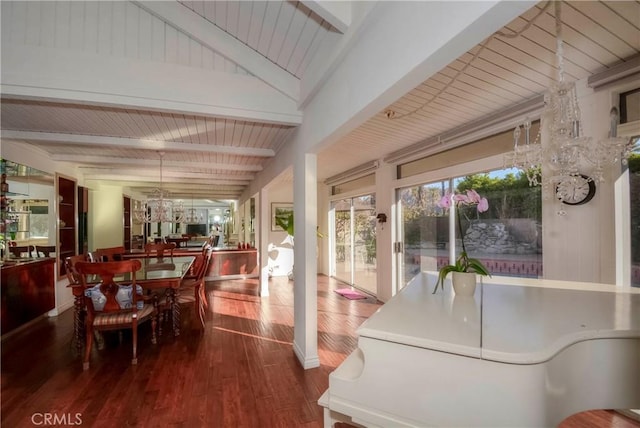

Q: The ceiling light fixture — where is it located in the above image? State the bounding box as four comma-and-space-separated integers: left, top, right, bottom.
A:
133, 151, 184, 223
506, 1, 632, 214
184, 194, 204, 224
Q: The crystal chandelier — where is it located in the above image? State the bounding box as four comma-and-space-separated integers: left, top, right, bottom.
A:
506, 1, 632, 208
505, 118, 542, 186
183, 195, 204, 224
133, 152, 184, 223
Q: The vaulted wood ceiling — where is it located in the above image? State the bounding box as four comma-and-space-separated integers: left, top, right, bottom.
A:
1, 1, 639, 204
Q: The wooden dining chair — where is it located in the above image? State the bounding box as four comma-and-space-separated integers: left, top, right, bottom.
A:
64, 254, 88, 285
159, 251, 211, 330
183, 244, 211, 279
75, 260, 157, 370
144, 242, 176, 258
64, 254, 92, 355
8, 245, 34, 258
90, 246, 126, 262
36, 245, 56, 257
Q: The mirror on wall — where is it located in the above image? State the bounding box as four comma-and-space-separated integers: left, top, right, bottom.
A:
1, 159, 55, 259
138, 199, 232, 248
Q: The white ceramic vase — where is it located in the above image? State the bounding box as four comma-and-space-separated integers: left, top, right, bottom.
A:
451, 271, 477, 297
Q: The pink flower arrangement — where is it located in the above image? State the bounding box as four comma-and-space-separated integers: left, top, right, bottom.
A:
438, 189, 489, 213
434, 189, 491, 293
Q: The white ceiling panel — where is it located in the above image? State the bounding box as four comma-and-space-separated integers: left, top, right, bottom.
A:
316, 0, 640, 181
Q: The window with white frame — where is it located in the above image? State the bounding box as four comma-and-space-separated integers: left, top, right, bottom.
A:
398, 167, 542, 287
619, 88, 640, 287
626, 136, 639, 287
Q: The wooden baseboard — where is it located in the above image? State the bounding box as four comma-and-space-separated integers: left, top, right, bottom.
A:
1, 314, 48, 342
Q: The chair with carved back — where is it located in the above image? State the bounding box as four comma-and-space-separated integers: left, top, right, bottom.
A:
183, 243, 211, 280
158, 250, 211, 330
75, 260, 157, 370
36, 245, 56, 258
8, 244, 35, 258
89, 246, 126, 262
64, 254, 91, 355
64, 254, 89, 285
143, 242, 176, 258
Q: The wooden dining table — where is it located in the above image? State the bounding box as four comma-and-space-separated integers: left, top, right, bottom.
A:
165, 237, 190, 248
68, 256, 195, 354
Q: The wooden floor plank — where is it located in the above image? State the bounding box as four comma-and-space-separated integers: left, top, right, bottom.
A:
1, 275, 638, 427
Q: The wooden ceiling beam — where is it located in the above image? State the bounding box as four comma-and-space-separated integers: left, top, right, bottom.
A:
135, 0, 300, 102
2, 131, 276, 158
51, 154, 262, 172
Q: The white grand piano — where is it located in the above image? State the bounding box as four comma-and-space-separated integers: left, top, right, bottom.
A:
320, 273, 640, 427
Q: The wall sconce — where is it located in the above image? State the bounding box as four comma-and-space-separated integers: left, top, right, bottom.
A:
376, 213, 387, 224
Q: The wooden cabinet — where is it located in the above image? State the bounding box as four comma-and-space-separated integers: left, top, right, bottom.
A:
0, 165, 8, 246
57, 175, 77, 278
78, 186, 88, 255
1, 258, 55, 336
208, 248, 258, 280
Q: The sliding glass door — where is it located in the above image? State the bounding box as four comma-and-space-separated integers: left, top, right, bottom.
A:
334, 198, 352, 283
397, 181, 450, 289
332, 194, 377, 295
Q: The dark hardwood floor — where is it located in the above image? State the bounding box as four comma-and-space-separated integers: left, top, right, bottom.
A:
2, 275, 638, 427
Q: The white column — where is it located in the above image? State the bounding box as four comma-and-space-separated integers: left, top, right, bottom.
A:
375, 160, 395, 302
292, 152, 320, 369
259, 188, 270, 296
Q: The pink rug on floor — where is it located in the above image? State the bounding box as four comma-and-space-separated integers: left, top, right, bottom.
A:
334, 288, 367, 300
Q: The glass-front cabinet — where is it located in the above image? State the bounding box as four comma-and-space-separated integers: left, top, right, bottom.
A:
56, 174, 77, 278
1, 159, 55, 260
1, 159, 57, 336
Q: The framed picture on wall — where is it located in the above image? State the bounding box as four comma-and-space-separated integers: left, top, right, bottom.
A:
271, 203, 293, 231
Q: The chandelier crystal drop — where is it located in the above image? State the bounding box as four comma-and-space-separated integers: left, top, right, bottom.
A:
506, 1, 632, 207
133, 152, 185, 224
184, 195, 204, 224
504, 118, 542, 186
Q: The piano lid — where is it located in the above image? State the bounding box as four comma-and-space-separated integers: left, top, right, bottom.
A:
356, 273, 482, 358
482, 283, 640, 364
356, 272, 640, 364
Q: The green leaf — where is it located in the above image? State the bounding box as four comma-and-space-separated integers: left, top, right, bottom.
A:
433, 265, 459, 294
275, 212, 324, 239
466, 257, 491, 277
275, 212, 294, 236
433, 252, 491, 294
